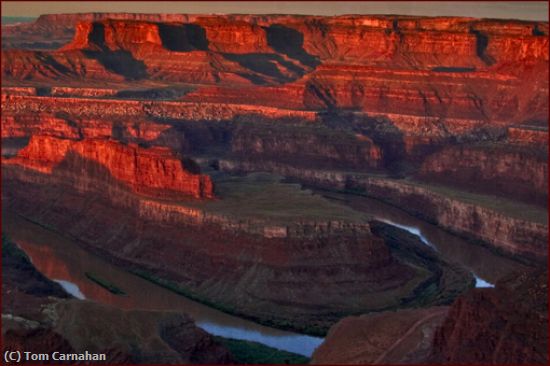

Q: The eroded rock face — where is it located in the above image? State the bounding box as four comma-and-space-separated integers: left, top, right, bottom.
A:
312, 269, 548, 365
418, 143, 548, 206
6, 135, 214, 199
311, 307, 449, 364
2, 172, 418, 334
2, 328, 79, 364
430, 269, 548, 364
1, 14, 547, 207
1, 12, 547, 351
2, 15, 548, 121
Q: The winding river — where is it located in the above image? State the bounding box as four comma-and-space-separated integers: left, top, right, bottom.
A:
3, 190, 528, 357
376, 219, 494, 288
316, 190, 528, 287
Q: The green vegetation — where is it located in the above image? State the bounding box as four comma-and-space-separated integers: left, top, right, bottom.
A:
184, 172, 367, 224
130, 269, 236, 313
215, 337, 310, 365
85, 272, 126, 295
130, 269, 329, 336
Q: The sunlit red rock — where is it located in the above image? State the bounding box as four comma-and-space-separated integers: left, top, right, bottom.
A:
7, 135, 214, 199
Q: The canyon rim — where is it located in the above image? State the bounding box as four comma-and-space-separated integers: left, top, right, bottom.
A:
1, 1, 548, 365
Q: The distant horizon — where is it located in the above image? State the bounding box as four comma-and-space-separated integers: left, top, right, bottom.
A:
2, 1, 548, 21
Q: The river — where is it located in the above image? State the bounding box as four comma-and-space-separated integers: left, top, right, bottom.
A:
3, 191, 528, 357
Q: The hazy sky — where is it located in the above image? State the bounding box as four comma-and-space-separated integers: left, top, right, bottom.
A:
2, 1, 548, 21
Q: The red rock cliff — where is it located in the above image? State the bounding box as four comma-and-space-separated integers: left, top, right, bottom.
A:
3, 15, 547, 89
7, 135, 214, 199
430, 269, 547, 364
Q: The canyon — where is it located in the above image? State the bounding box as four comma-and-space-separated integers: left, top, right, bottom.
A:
3, 135, 474, 335
1, 11, 548, 365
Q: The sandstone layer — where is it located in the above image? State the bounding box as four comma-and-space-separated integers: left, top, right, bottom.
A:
6, 135, 214, 199
2, 13, 548, 211
3, 15, 548, 129
2, 92, 546, 208
311, 307, 449, 364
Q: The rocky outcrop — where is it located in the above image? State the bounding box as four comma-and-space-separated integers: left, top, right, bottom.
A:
4, 137, 372, 239
418, 143, 548, 206
311, 307, 449, 364
6, 135, 214, 199
1, 94, 318, 122
1, 112, 175, 143
231, 122, 384, 170
1, 171, 416, 334
2, 14, 547, 207
2, 12, 547, 348
430, 268, 548, 364
5, 14, 548, 62
52, 301, 234, 364
350, 176, 548, 260
4, 90, 545, 193
507, 126, 549, 144
312, 268, 548, 365
2, 235, 71, 327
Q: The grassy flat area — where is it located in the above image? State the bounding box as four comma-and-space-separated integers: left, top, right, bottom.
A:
185, 172, 368, 224
182, 163, 546, 226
